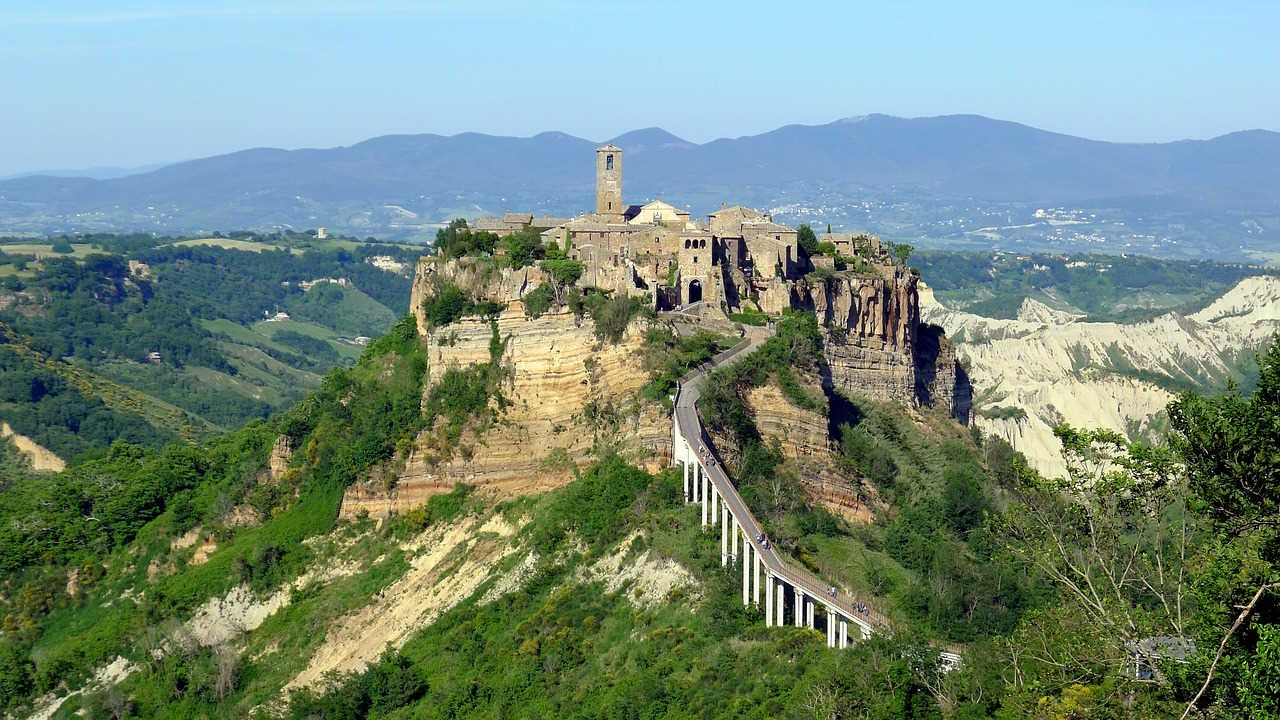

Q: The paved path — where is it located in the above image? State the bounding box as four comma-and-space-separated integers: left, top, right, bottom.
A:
674, 329, 890, 634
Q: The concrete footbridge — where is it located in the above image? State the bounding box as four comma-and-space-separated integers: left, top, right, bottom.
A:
671, 330, 889, 648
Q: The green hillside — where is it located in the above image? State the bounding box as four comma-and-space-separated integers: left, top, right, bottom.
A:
0, 232, 420, 463
0, 303, 1275, 718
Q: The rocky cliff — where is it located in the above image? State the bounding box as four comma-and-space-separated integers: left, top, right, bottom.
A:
340, 303, 668, 519
366, 253, 970, 519
742, 383, 877, 523
408, 256, 549, 335
784, 267, 970, 421
914, 324, 972, 424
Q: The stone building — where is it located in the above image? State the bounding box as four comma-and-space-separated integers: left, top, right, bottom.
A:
473, 212, 568, 235
475, 145, 862, 318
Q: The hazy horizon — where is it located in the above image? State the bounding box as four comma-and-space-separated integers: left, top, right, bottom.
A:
4, 111, 1279, 181
2, 1, 1278, 177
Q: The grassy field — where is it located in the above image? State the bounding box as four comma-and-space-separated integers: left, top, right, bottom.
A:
168, 238, 302, 254
0, 242, 97, 258
253, 318, 365, 360
279, 283, 398, 338
201, 318, 292, 352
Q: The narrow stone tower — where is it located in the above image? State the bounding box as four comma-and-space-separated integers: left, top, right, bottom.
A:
595, 144, 623, 220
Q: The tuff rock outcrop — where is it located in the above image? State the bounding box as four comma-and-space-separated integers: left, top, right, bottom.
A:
339, 303, 668, 519
408, 256, 549, 335
786, 267, 970, 421
743, 383, 878, 523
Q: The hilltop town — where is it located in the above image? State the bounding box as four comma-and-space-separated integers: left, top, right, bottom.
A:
417, 143, 969, 413
348, 145, 973, 520
469, 144, 903, 317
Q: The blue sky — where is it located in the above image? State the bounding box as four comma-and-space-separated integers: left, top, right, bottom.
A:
1, 0, 1277, 175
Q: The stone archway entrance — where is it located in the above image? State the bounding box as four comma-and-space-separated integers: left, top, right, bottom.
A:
688, 279, 703, 304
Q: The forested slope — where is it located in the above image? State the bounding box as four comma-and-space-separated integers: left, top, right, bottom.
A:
0, 232, 420, 465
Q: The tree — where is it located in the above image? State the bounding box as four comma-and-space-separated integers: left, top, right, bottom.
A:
796, 224, 819, 256
1167, 335, 1280, 717
942, 465, 987, 535
996, 425, 1192, 684
539, 258, 583, 304
888, 241, 913, 265
213, 644, 240, 700
502, 228, 545, 269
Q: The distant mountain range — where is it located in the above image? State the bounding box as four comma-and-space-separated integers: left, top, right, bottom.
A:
2, 114, 1278, 258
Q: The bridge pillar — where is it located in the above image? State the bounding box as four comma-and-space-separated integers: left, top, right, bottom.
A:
711, 485, 718, 526
720, 504, 728, 566
807, 599, 815, 629
776, 583, 785, 626
731, 516, 738, 563
700, 467, 707, 526
705, 474, 713, 524
742, 541, 750, 605
839, 620, 848, 649
682, 461, 690, 502
754, 554, 761, 605
794, 587, 803, 628
861, 623, 872, 640
827, 611, 836, 648
765, 574, 774, 627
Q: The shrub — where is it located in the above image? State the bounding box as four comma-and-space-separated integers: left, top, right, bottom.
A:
419, 279, 501, 329
522, 283, 556, 319
839, 423, 898, 489
729, 308, 768, 326
435, 219, 498, 259
531, 454, 652, 554
641, 329, 732, 402
582, 293, 648, 343
540, 258, 584, 288
942, 465, 987, 534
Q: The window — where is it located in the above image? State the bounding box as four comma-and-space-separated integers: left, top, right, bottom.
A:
606, 154, 614, 171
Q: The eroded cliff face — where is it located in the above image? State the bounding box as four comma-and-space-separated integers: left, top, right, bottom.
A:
341, 304, 667, 519
783, 268, 969, 421
703, 370, 879, 523
409, 256, 549, 334
914, 324, 972, 424
921, 275, 1280, 477
742, 383, 877, 523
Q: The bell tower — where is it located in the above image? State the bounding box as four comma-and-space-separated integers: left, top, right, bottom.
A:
595, 144, 622, 219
